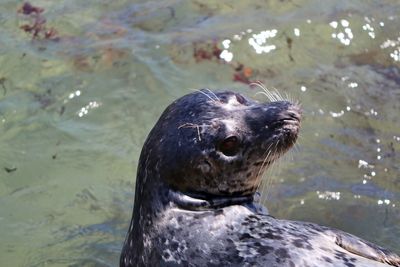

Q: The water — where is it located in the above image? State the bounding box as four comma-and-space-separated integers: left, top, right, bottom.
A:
0, 0, 399, 266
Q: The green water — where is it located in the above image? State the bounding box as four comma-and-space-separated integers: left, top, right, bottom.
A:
0, 0, 399, 266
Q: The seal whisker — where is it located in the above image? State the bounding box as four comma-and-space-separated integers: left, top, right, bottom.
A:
264, 85, 280, 102
203, 88, 220, 102
263, 164, 275, 201
255, 91, 274, 102
284, 92, 292, 103
292, 139, 300, 153
268, 88, 279, 102
249, 81, 266, 91
272, 89, 283, 102
288, 92, 295, 103
251, 82, 288, 103
255, 143, 276, 199
296, 134, 305, 148
283, 92, 289, 102
261, 161, 276, 202
257, 148, 273, 200
190, 88, 218, 103
256, 143, 274, 182
272, 153, 285, 191
263, 141, 281, 201
261, 157, 274, 202
251, 82, 276, 102
260, 140, 279, 202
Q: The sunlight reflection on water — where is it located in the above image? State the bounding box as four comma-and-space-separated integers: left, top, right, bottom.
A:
0, 0, 399, 266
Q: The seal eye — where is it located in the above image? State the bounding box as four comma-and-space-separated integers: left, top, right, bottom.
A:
219, 136, 240, 156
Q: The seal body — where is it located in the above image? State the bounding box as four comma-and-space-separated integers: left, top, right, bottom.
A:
120, 90, 400, 267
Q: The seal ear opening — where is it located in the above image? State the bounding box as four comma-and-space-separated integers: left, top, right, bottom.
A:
218, 136, 240, 156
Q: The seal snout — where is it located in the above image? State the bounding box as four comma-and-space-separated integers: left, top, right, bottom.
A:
262, 101, 302, 154
287, 104, 302, 121
267, 101, 302, 128
281, 103, 302, 126
279, 103, 302, 135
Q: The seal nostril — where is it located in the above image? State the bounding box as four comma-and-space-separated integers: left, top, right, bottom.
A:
286, 105, 302, 122
288, 111, 300, 121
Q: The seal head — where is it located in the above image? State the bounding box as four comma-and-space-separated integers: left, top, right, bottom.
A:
149, 90, 301, 197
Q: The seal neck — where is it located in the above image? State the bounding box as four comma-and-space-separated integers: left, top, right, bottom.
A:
169, 189, 256, 211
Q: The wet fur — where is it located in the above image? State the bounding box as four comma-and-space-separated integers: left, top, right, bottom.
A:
121, 90, 400, 267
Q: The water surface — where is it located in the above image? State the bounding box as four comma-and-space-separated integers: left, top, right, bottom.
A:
0, 0, 399, 266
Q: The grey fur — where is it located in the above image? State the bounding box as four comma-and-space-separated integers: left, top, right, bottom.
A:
121, 90, 400, 267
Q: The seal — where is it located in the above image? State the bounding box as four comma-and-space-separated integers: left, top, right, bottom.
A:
120, 89, 400, 267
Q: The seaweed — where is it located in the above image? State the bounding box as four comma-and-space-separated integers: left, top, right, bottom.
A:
18, 2, 59, 41
192, 41, 259, 84
193, 42, 222, 62
233, 64, 258, 85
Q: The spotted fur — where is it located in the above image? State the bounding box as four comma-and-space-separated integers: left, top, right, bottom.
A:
121, 90, 400, 267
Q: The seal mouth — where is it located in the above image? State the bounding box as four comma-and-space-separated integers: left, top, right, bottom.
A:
277, 104, 302, 125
